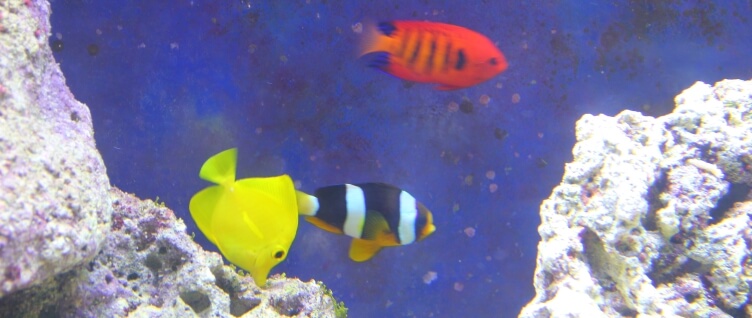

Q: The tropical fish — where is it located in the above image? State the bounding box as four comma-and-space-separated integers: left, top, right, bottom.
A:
296, 183, 436, 262
189, 148, 299, 286
359, 20, 508, 90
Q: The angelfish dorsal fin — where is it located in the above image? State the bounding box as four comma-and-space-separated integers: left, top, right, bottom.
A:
349, 238, 383, 262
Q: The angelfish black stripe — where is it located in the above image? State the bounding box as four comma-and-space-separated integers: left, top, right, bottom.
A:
455, 48, 466, 70
426, 37, 437, 74
443, 42, 452, 73
399, 28, 412, 58
408, 31, 423, 66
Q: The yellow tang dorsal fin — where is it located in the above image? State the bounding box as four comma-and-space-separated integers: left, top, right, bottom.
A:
199, 148, 237, 186
349, 238, 383, 262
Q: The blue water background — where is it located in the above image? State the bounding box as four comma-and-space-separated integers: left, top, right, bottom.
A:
49, 1, 752, 317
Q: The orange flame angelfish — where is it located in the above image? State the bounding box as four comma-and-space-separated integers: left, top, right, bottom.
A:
359, 20, 508, 91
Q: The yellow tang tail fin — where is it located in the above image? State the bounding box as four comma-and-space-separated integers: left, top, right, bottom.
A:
199, 148, 237, 186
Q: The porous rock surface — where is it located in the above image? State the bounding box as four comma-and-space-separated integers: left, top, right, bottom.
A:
1, 189, 339, 317
0, 0, 340, 317
520, 79, 752, 318
0, 0, 112, 297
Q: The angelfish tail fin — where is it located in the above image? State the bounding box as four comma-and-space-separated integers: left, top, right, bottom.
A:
358, 19, 391, 57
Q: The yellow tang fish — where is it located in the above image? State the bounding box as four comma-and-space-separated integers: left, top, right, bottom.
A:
189, 148, 298, 286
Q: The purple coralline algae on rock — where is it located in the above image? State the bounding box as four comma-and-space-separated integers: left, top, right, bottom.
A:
0, 0, 342, 317
1, 189, 341, 317
520, 79, 752, 318
0, 0, 112, 298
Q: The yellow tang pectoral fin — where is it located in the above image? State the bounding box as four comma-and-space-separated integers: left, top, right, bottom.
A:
349, 238, 384, 262
199, 148, 238, 185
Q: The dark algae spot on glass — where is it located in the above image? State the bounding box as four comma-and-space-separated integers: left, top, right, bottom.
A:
459, 99, 473, 113
51, 39, 63, 52
87, 44, 99, 56
494, 127, 509, 141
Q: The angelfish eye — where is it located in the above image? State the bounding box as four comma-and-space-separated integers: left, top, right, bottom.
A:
274, 250, 285, 259
488, 58, 498, 66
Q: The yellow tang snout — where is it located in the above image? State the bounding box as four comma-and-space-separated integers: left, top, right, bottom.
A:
189, 148, 299, 286
222, 242, 290, 286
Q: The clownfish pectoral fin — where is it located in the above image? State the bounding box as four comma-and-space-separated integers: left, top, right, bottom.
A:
305, 216, 344, 235
349, 238, 383, 262
198, 148, 237, 186
361, 211, 391, 241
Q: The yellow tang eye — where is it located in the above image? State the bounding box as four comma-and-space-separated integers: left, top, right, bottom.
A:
274, 250, 285, 259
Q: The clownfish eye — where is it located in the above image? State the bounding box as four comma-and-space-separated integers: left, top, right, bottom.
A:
488, 58, 498, 66
274, 250, 285, 259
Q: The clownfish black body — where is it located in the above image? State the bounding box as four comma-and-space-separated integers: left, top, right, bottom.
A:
296, 183, 436, 262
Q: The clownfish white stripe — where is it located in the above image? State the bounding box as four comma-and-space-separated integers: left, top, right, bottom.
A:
398, 191, 418, 244
343, 184, 366, 238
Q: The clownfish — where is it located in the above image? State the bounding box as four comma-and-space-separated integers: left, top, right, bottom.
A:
296, 183, 436, 262
359, 20, 508, 90
189, 148, 299, 286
